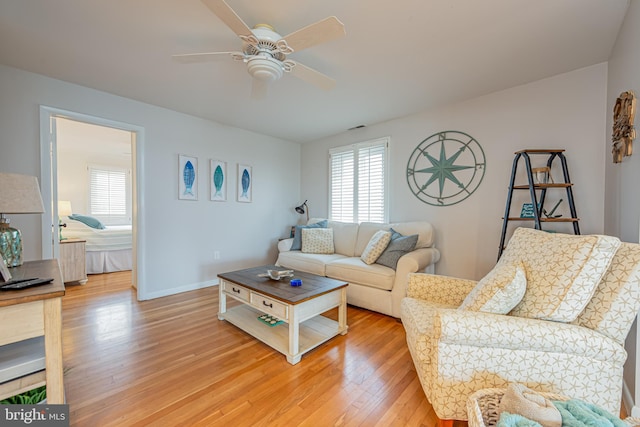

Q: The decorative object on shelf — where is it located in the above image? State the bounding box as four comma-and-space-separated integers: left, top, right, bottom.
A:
520, 203, 538, 219
295, 199, 309, 221
210, 160, 226, 201
257, 314, 284, 327
612, 90, 636, 163
543, 199, 563, 218
0, 173, 45, 267
532, 166, 553, 184
237, 164, 252, 203
57, 200, 72, 241
406, 130, 486, 206
178, 155, 198, 200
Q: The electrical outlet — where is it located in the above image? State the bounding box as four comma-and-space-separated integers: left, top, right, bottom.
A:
214, 251, 220, 260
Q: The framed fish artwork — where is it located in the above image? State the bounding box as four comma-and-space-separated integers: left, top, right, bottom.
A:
179, 154, 198, 200
237, 164, 252, 203
210, 160, 227, 201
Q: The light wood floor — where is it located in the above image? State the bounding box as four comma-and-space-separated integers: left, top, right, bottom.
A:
62, 272, 457, 427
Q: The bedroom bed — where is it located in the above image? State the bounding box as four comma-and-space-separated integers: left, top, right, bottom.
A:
63, 219, 133, 274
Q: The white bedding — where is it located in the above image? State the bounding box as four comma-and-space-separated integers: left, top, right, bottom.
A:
63, 220, 133, 274
63, 220, 132, 251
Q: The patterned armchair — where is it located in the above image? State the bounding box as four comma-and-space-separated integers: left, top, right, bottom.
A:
401, 228, 640, 422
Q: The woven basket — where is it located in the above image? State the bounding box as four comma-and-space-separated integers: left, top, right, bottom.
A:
466, 388, 569, 427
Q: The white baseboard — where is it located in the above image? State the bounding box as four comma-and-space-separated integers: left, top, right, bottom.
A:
140, 278, 218, 300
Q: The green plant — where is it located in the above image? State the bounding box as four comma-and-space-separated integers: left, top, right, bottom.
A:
0, 385, 46, 404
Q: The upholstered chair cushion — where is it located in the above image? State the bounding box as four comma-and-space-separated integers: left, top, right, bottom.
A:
502, 228, 620, 322
459, 263, 527, 314
301, 228, 335, 254
572, 242, 640, 344
360, 230, 392, 264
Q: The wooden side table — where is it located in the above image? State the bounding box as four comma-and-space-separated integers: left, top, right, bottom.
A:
0, 259, 65, 403
59, 238, 87, 284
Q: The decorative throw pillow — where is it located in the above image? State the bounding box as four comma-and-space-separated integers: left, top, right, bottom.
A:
68, 214, 105, 229
458, 263, 527, 314
375, 228, 418, 270
291, 220, 328, 251
301, 228, 335, 254
360, 230, 392, 265
503, 228, 621, 322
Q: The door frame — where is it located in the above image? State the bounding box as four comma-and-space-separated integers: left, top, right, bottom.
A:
39, 106, 146, 298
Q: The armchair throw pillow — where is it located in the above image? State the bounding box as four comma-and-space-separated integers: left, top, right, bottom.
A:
360, 230, 392, 265
458, 262, 527, 314
291, 220, 328, 251
502, 228, 620, 322
301, 228, 335, 254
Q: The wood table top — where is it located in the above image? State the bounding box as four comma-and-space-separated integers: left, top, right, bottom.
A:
218, 265, 347, 305
0, 259, 65, 307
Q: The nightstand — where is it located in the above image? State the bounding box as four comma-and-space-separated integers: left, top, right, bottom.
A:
59, 239, 87, 284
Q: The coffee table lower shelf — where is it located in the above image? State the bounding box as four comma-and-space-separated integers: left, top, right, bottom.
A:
219, 304, 344, 364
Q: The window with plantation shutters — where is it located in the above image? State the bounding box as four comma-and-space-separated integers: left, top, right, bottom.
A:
89, 165, 130, 225
329, 138, 389, 223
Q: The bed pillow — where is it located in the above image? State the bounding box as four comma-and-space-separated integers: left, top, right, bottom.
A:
301, 228, 335, 254
458, 263, 527, 314
291, 220, 328, 251
68, 214, 105, 229
360, 230, 392, 265
375, 228, 418, 269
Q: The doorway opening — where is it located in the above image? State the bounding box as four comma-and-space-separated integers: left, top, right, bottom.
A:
39, 106, 146, 299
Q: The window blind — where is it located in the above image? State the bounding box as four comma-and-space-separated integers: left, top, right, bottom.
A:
329, 138, 388, 223
89, 166, 129, 223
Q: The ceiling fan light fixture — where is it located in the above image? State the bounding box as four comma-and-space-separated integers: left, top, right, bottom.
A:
247, 56, 283, 82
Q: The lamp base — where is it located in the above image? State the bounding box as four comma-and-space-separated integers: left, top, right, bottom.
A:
0, 223, 22, 267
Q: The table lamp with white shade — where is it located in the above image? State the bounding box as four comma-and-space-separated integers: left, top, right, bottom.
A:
58, 200, 73, 241
0, 172, 45, 267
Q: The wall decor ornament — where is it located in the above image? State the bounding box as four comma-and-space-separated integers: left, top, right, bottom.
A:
406, 130, 486, 206
210, 160, 227, 201
237, 164, 252, 203
179, 154, 198, 200
612, 90, 636, 163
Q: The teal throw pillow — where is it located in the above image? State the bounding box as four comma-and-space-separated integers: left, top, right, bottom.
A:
291, 220, 328, 251
68, 214, 106, 229
375, 228, 418, 269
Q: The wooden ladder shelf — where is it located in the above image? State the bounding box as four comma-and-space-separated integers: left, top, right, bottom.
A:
498, 149, 580, 259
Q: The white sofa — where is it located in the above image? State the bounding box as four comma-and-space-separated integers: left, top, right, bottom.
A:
276, 219, 440, 317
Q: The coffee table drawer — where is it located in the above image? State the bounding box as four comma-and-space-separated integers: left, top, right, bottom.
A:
223, 282, 250, 302
250, 293, 288, 319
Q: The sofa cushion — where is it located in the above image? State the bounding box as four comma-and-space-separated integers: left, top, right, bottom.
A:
326, 258, 395, 291
503, 228, 621, 322
291, 220, 327, 251
326, 220, 360, 257
302, 228, 335, 254
277, 252, 348, 276
360, 230, 392, 264
375, 229, 418, 270
458, 263, 527, 314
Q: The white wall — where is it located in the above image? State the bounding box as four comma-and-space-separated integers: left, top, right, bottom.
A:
605, 0, 640, 414
302, 63, 609, 279
0, 64, 301, 299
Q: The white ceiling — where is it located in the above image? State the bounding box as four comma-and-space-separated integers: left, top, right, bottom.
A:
0, 0, 629, 143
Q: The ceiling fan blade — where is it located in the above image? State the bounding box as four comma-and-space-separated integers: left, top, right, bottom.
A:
172, 52, 239, 63
289, 62, 336, 91
201, 0, 253, 38
251, 79, 268, 100
281, 16, 345, 53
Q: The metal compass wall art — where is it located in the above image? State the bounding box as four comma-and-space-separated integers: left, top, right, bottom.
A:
406, 131, 486, 206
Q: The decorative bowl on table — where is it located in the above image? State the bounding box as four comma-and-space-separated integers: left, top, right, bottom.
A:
265, 269, 294, 281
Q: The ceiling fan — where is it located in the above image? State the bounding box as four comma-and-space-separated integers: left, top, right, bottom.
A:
173, 0, 346, 98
